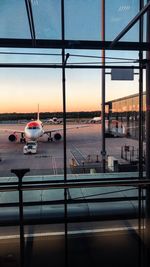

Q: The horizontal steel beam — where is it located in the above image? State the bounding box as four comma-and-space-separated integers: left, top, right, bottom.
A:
0, 196, 144, 208
0, 179, 148, 192
0, 39, 149, 51
0, 176, 145, 187
0, 63, 143, 69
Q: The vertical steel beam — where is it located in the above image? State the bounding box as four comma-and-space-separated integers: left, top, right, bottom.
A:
101, 0, 106, 172
61, 1, 68, 267
18, 176, 24, 267
24, 0, 36, 46
138, 2, 144, 267
139, 0, 144, 176
11, 169, 30, 267
146, 1, 150, 264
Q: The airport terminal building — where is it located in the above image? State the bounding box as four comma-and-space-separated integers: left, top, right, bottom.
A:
106, 92, 146, 139
0, 1, 150, 267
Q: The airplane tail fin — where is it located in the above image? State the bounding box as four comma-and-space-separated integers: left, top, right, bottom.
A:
37, 104, 40, 121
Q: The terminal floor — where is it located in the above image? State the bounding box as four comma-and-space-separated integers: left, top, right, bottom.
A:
0, 227, 145, 267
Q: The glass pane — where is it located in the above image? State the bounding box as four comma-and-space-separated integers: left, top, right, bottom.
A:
105, 50, 139, 101
0, 0, 30, 38
64, 0, 101, 40
66, 67, 101, 175
105, 50, 144, 172
106, 0, 139, 41
0, 68, 63, 176
31, 0, 61, 39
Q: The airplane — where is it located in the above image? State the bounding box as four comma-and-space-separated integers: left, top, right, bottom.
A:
7, 106, 86, 143
89, 116, 101, 123
44, 117, 63, 124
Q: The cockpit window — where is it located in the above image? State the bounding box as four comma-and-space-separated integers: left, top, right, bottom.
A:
27, 126, 40, 130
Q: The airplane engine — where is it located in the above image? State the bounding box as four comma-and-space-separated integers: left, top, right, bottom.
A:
8, 134, 17, 142
54, 133, 62, 141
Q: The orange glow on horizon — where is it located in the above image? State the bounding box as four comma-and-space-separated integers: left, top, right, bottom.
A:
0, 104, 101, 114
0, 68, 142, 114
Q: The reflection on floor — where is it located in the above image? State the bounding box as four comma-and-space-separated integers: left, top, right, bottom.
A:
0, 222, 145, 267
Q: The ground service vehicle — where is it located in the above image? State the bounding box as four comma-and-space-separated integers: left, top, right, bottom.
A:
23, 141, 38, 154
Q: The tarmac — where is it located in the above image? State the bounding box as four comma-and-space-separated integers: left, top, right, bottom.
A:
0, 123, 142, 176
0, 123, 145, 267
0, 123, 144, 226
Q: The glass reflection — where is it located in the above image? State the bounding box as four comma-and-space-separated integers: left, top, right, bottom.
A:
31, 0, 61, 39
64, 0, 101, 40
0, 0, 30, 38
106, 0, 139, 41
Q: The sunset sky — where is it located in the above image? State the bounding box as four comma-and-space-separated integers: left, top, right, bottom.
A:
0, 62, 141, 113
0, 47, 141, 113
0, 0, 144, 113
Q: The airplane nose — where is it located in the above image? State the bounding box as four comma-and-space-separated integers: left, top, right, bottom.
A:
26, 130, 37, 140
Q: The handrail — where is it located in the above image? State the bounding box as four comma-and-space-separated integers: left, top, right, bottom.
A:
0, 178, 148, 192
0, 175, 145, 186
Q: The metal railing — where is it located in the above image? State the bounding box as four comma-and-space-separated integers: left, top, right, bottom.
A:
0, 169, 147, 267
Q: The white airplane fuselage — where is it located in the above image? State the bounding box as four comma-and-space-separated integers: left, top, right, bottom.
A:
24, 120, 44, 141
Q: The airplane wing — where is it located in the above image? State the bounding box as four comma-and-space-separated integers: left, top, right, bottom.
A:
0, 127, 25, 142
0, 128, 24, 134
44, 125, 88, 135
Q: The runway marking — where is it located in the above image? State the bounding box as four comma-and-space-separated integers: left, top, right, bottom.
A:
71, 145, 85, 158
0, 226, 142, 240
52, 156, 57, 175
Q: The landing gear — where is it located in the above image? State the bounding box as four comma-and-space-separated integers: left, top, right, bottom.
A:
20, 133, 26, 143
48, 137, 53, 142
47, 132, 53, 142
20, 137, 26, 143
